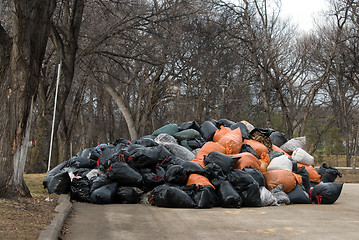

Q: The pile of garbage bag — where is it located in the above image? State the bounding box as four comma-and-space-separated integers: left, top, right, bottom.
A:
43, 119, 344, 208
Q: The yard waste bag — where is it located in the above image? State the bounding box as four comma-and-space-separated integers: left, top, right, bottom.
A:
232, 152, 261, 170
152, 123, 179, 136
150, 185, 196, 208
242, 167, 266, 188
270, 184, 290, 205
174, 129, 202, 141
90, 174, 112, 192
297, 163, 321, 184
294, 166, 311, 194
186, 174, 215, 189
129, 145, 172, 168
43, 160, 69, 189
213, 126, 232, 142
165, 165, 188, 185
204, 151, 240, 174
178, 121, 201, 132
260, 186, 278, 206
68, 156, 98, 169
218, 180, 243, 208
269, 130, 287, 147
90, 182, 118, 204
47, 171, 71, 194
200, 121, 218, 141
70, 177, 92, 203
218, 128, 243, 155
107, 162, 143, 187
230, 122, 250, 139
318, 163, 342, 182
310, 182, 343, 204
115, 187, 142, 204
241, 182, 261, 207
181, 161, 204, 175
280, 137, 306, 155
287, 184, 312, 204
291, 148, 314, 166
267, 155, 293, 172
192, 185, 219, 208
264, 170, 302, 193
196, 142, 226, 161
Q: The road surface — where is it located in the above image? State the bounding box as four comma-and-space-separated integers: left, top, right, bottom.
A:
60, 183, 359, 240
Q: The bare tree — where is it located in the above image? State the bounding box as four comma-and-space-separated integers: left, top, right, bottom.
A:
0, 0, 55, 197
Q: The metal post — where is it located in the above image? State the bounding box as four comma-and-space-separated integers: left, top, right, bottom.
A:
47, 61, 62, 172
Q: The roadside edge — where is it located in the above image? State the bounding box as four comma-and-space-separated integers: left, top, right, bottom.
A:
38, 194, 72, 240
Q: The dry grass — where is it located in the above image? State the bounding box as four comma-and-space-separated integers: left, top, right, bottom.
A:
0, 174, 58, 240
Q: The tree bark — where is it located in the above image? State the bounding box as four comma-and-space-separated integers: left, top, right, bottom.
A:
0, 0, 55, 198
104, 84, 138, 140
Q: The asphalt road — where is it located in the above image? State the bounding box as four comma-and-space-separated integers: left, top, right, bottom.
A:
60, 183, 359, 240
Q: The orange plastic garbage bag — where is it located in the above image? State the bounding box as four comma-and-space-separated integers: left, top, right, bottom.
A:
218, 128, 243, 155
186, 174, 215, 189
264, 170, 303, 193
213, 126, 232, 142
231, 152, 260, 170
297, 163, 321, 183
243, 139, 269, 157
195, 141, 226, 161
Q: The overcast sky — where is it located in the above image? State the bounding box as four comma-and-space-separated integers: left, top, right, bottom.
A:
280, 0, 330, 32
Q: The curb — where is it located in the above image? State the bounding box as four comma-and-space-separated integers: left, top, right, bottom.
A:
38, 194, 72, 240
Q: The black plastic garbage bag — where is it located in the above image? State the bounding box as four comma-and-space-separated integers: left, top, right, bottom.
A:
217, 118, 235, 128
70, 177, 91, 202
107, 162, 143, 186
294, 166, 311, 193
230, 122, 250, 139
287, 184, 312, 204
68, 157, 97, 169
203, 163, 225, 189
187, 138, 206, 149
241, 182, 261, 207
227, 169, 257, 193
115, 187, 142, 204
181, 161, 204, 175
204, 151, 240, 174
240, 144, 259, 158
178, 121, 201, 132
47, 171, 71, 194
310, 182, 343, 204
151, 185, 195, 208
218, 181, 243, 208
90, 182, 118, 204
43, 160, 69, 189
90, 174, 112, 193
158, 156, 184, 170
269, 131, 288, 147
192, 185, 218, 209
242, 167, 266, 187
165, 165, 188, 185
318, 163, 342, 182
200, 121, 218, 141
129, 145, 172, 169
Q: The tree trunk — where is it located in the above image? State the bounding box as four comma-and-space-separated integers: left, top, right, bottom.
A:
104, 84, 138, 140
0, 0, 55, 198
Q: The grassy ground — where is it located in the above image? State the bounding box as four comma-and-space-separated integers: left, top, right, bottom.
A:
0, 174, 58, 240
